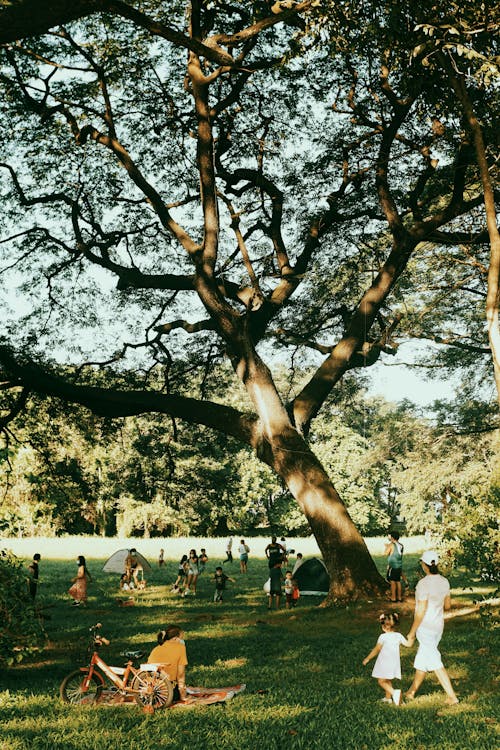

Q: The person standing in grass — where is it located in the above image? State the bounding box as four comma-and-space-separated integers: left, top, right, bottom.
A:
223, 537, 233, 564
406, 550, 459, 705
199, 548, 208, 574
238, 539, 250, 573
27, 553, 41, 600
268, 560, 283, 609
384, 531, 404, 602
68, 555, 91, 606
213, 566, 235, 603
283, 570, 296, 609
265, 536, 285, 569
158, 548, 165, 567
183, 549, 199, 596
147, 625, 188, 702
363, 612, 409, 705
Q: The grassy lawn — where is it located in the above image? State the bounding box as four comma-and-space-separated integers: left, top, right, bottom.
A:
1, 546, 498, 750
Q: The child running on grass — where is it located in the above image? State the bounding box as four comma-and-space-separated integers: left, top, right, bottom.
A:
362, 612, 409, 705
213, 566, 235, 603
171, 554, 188, 593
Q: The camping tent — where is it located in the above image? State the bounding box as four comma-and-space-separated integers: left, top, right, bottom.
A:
292, 558, 330, 595
102, 549, 151, 573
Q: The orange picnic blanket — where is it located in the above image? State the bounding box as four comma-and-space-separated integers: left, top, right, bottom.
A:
97, 683, 245, 708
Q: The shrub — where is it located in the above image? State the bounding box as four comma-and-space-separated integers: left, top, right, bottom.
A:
0, 549, 47, 665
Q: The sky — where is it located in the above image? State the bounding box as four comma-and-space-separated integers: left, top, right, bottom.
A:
365, 341, 457, 408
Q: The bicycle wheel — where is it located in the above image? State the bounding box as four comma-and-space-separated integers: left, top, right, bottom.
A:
60, 669, 104, 704
132, 670, 174, 709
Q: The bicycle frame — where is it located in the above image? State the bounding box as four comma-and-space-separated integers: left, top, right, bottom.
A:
81, 649, 139, 694
61, 624, 174, 710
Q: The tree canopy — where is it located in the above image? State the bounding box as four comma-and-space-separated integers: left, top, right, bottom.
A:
0, 0, 498, 601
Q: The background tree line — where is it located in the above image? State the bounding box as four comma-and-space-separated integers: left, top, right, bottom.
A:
1, 364, 498, 581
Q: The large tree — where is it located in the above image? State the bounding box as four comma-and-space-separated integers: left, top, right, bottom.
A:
0, 1, 497, 601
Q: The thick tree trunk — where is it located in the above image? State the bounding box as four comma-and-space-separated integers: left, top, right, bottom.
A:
235, 349, 385, 602
268, 426, 385, 602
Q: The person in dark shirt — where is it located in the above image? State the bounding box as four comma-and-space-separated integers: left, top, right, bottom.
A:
28, 553, 41, 600
265, 536, 285, 569
213, 566, 235, 603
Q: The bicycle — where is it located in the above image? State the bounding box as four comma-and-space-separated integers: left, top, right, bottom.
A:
59, 623, 174, 710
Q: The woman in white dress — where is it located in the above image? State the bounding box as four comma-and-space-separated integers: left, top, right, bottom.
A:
406, 550, 459, 705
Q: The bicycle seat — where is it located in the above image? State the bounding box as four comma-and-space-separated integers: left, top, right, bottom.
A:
121, 650, 144, 659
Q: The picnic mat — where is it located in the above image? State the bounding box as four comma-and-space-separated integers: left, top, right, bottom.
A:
96, 683, 246, 708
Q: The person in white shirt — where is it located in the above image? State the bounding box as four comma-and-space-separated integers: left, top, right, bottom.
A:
223, 537, 233, 565
238, 539, 249, 573
291, 553, 304, 576
406, 550, 459, 705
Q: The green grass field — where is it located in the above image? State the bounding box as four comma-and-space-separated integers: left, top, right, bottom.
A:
1, 545, 498, 750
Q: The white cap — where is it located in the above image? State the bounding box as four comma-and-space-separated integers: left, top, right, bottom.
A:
420, 550, 439, 566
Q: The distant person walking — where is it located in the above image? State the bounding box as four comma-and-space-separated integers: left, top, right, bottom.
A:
238, 540, 250, 573
406, 551, 459, 705
385, 531, 404, 602
158, 548, 165, 567
363, 612, 409, 705
223, 537, 233, 564
68, 555, 91, 606
27, 553, 41, 600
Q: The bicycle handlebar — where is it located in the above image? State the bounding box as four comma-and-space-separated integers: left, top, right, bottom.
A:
89, 623, 110, 646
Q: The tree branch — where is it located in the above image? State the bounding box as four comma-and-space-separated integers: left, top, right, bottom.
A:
0, 346, 259, 446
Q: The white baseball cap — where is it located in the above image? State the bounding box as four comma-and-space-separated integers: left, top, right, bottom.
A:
420, 550, 439, 566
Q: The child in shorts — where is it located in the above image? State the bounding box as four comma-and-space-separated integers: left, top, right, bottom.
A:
362, 612, 409, 705
284, 571, 298, 609
171, 555, 188, 593
213, 566, 235, 603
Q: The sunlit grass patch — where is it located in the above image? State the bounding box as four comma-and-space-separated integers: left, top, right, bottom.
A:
213, 657, 247, 669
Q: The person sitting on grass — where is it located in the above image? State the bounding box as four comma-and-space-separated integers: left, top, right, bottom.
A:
213, 566, 235, 603
147, 625, 188, 702
362, 612, 409, 706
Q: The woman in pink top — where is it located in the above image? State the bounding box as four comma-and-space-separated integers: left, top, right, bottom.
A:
406, 550, 459, 705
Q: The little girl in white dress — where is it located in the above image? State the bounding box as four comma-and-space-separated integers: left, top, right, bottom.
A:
363, 612, 409, 705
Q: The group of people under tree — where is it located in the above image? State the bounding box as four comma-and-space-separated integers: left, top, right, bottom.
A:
265, 536, 299, 610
